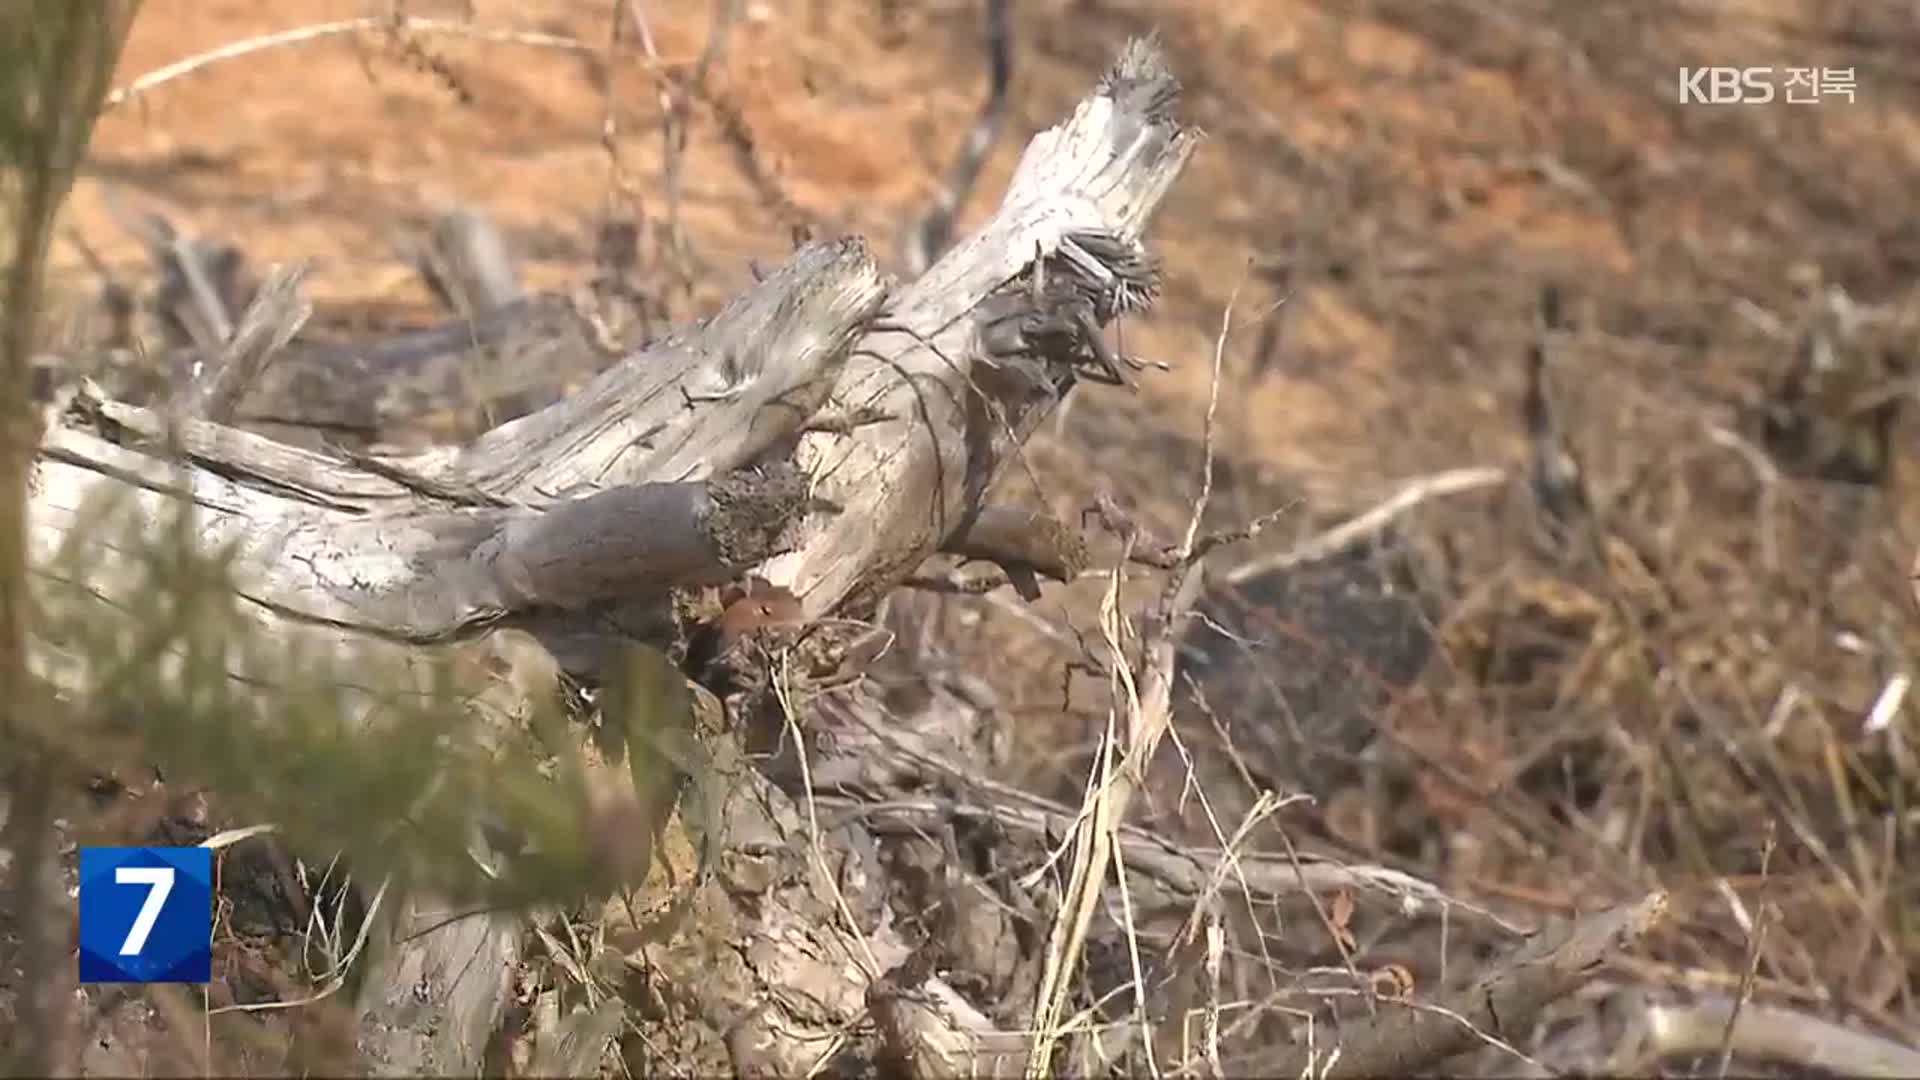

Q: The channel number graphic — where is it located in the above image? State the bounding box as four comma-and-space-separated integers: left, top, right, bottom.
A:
78, 847, 213, 984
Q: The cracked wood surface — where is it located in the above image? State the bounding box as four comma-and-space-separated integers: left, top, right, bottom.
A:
27, 36, 1197, 1079
32, 239, 885, 643
775, 40, 1198, 617
30, 239, 885, 1078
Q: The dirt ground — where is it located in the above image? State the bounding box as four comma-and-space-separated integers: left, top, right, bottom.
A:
33, 0, 1920, 1074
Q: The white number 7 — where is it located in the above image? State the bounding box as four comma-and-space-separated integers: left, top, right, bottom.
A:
115, 866, 175, 956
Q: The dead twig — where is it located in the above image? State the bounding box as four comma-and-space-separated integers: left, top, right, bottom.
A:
619, 1, 695, 288
1221, 466, 1507, 587
100, 189, 252, 351
1715, 820, 1775, 1079
900, 0, 1014, 276
103, 15, 670, 111
942, 505, 1091, 601
1275, 892, 1670, 1078
1640, 997, 1920, 1078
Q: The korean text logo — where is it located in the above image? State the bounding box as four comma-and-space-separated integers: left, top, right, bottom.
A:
78, 846, 213, 984
1678, 67, 1856, 105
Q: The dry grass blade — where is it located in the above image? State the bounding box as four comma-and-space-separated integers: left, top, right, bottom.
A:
1716, 820, 1775, 1079
1911, 542, 1920, 615
1023, 285, 1232, 1076
773, 654, 884, 985
1023, 549, 1137, 1077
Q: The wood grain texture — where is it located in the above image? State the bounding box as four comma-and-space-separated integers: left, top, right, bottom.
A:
775, 39, 1198, 619
25, 38, 1197, 1077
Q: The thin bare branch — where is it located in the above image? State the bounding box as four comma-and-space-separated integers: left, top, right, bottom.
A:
103, 15, 673, 111
1222, 466, 1507, 586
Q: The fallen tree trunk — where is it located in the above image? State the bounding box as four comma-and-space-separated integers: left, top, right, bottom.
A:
30, 38, 1197, 1077
33, 237, 883, 1075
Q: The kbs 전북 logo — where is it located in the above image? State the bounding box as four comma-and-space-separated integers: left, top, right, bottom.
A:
77, 846, 213, 984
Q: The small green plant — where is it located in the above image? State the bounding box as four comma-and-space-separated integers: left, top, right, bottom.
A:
1, 5, 141, 1073
32, 482, 626, 910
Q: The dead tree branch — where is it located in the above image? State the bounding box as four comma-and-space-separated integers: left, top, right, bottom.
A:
29, 37, 1196, 1077
1273, 892, 1671, 1078
777, 39, 1197, 618
899, 0, 1014, 276
410, 205, 525, 319
1636, 996, 1920, 1077
32, 236, 884, 1077
170, 262, 311, 423
941, 504, 1091, 600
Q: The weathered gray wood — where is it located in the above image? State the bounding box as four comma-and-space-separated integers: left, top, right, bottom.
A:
27, 238, 886, 1079
354, 897, 523, 1077
772, 39, 1198, 617
1269, 893, 1669, 1079
26, 36, 1198, 1079
36, 396, 810, 643
413, 205, 526, 318
33, 239, 884, 634
171, 262, 312, 423
405, 236, 889, 501
645, 41, 1200, 1076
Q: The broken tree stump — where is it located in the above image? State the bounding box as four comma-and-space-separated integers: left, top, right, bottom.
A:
27, 37, 1198, 1078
